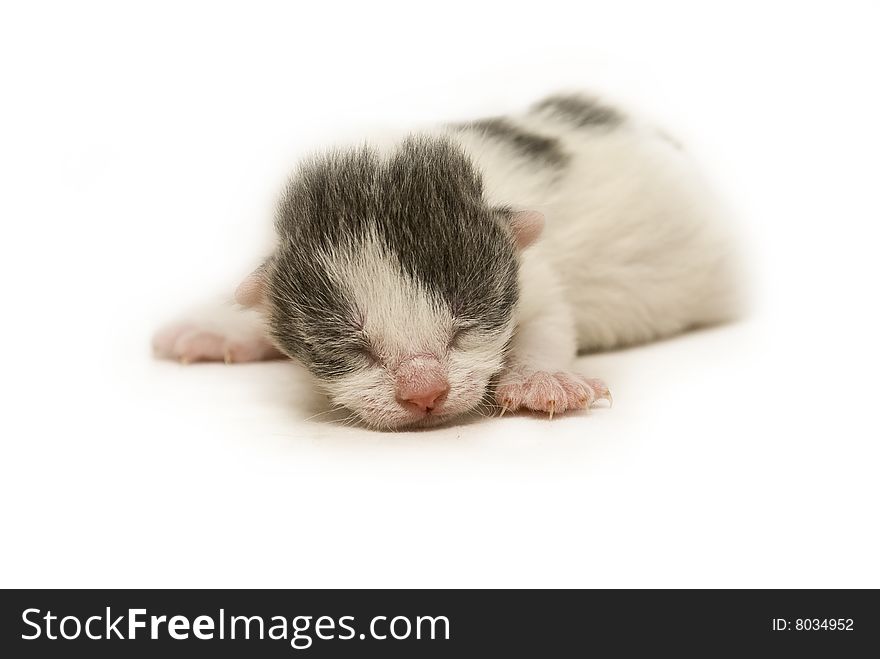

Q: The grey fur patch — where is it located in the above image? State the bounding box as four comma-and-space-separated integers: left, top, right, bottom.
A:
531, 93, 624, 129
452, 117, 570, 168
267, 136, 519, 380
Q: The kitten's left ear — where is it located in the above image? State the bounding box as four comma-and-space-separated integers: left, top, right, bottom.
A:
235, 261, 270, 308
508, 210, 545, 250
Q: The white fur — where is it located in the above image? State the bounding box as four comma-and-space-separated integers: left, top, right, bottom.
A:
317, 231, 513, 428
439, 107, 740, 372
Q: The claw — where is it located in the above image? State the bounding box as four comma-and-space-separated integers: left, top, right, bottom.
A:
499, 403, 509, 418
223, 349, 233, 365
179, 356, 191, 365
548, 400, 555, 420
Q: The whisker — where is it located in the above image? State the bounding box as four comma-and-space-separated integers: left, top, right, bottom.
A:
302, 405, 346, 423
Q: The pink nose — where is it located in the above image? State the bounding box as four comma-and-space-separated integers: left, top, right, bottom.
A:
395, 355, 449, 413
398, 382, 449, 412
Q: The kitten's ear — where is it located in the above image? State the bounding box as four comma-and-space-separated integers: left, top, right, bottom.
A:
235, 261, 270, 308
508, 210, 545, 250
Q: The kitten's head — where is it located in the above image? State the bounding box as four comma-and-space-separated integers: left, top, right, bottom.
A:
237, 136, 543, 429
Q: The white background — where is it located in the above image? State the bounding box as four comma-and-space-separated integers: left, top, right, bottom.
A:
2, 1, 879, 588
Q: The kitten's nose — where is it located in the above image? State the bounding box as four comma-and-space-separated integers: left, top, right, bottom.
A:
399, 382, 450, 412
395, 355, 449, 413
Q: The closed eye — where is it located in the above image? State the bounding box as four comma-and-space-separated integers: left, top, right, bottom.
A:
449, 326, 472, 350
354, 339, 380, 366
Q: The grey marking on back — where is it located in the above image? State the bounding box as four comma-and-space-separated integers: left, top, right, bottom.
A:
452, 117, 570, 168
531, 93, 624, 129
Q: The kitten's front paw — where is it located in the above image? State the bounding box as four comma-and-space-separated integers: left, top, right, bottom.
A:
152, 322, 282, 364
495, 369, 611, 418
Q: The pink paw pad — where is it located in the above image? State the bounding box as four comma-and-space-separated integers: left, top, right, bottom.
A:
152, 323, 282, 364
495, 370, 611, 418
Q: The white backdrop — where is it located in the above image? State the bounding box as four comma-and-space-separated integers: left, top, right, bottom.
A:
2, 1, 878, 588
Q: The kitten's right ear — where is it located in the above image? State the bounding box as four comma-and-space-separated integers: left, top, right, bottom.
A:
508, 210, 545, 251
235, 260, 270, 308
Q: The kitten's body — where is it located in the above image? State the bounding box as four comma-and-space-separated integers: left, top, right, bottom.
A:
154, 93, 739, 428
447, 97, 736, 353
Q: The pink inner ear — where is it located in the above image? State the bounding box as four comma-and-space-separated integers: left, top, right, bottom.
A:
509, 210, 545, 250
234, 270, 266, 307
